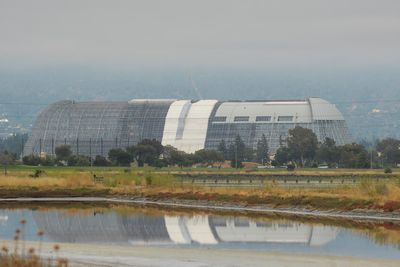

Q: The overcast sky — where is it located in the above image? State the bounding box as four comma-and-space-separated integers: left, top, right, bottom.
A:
1, 0, 399, 68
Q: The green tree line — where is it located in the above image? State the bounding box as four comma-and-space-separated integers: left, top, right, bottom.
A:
1, 126, 399, 169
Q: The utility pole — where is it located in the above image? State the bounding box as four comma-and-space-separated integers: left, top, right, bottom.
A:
4, 164, 6, 176
21, 136, 24, 159
89, 138, 92, 166
370, 150, 373, 169
39, 138, 42, 156
51, 138, 55, 156
235, 143, 238, 169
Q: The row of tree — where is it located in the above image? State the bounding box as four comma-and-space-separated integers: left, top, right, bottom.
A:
3, 126, 400, 169
215, 126, 400, 169
21, 139, 225, 168
274, 127, 400, 168
107, 139, 225, 167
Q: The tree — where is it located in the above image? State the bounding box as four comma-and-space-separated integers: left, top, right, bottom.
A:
338, 143, 370, 168
256, 134, 269, 165
287, 126, 318, 167
22, 154, 42, 166
22, 154, 55, 166
128, 144, 156, 167
67, 155, 91, 166
194, 149, 224, 166
316, 137, 341, 167
162, 145, 179, 165
108, 148, 132, 166
0, 151, 15, 175
376, 138, 400, 166
217, 139, 228, 160
55, 145, 72, 161
127, 139, 164, 167
162, 145, 193, 168
273, 146, 290, 166
40, 155, 55, 166
137, 139, 164, 156
228, 135, 246, 168
134, 144, 156, 167
178, 153, 196, 168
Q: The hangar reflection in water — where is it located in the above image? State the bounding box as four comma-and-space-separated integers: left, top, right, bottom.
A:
0, 210, 339, 247
2, 209, 400, 261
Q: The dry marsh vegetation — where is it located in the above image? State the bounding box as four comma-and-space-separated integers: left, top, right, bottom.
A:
1, 166, 400, 211
0, 219, 68, 267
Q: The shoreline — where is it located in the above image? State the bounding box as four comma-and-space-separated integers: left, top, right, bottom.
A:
1, 196, 400, 222
2, 166, 400, 218
4, 240, 399, 267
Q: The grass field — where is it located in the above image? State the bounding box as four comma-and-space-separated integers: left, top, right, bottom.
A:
1, 165, 400, 212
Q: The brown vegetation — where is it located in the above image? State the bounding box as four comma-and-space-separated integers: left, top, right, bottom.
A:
1, 167, 400, 212
0, 220, 68, 267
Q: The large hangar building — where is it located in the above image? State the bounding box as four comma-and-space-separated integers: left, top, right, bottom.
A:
24, 98, 352, 157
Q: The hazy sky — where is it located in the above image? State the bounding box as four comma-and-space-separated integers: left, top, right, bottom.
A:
1, 0, 399, 68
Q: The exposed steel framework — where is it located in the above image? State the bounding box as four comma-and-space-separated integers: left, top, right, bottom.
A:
24, 98, 352, 157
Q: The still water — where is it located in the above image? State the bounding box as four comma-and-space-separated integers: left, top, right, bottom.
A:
0, 205, 399, 261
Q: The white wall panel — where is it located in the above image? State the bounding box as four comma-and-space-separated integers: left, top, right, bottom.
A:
162, 100, 217, 153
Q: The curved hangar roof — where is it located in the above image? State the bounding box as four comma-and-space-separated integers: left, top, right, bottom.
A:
21, 210, 337, 246
24, 98, 351, 156
161, 98, 349, 153
213, 98, 344, 123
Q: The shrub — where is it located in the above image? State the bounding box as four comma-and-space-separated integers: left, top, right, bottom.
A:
40, 155, 55, 166
55, 145, 72, 161
103, 177, 118, 187
311, 162, 318, 168
29, 169, 45, 178
23, 155, 56, 166
67, 155, 91, 166
152, 158, 167, 168
145, 173, 153, 186
93, 155, 110, 166
375, 183, 389, 196
22, 155, 41, 166
384, 167, 392, 174
108, 148, 132, 166
287, 164, 295, 171
360, 179, 375, 196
